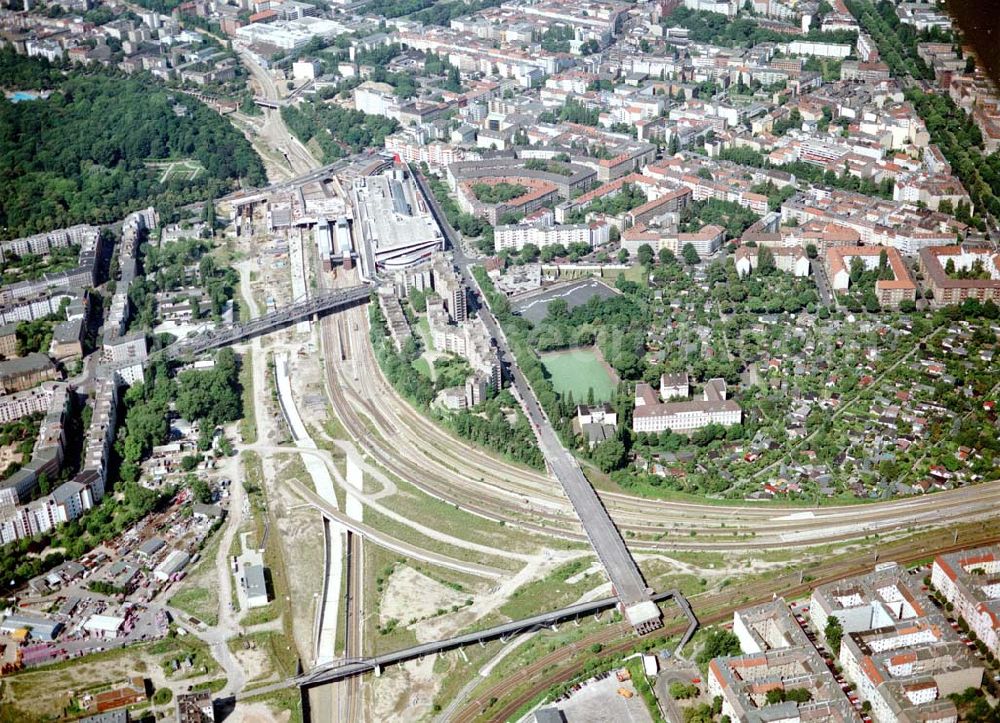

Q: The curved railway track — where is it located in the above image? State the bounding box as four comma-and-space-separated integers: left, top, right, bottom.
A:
317, 300, 1000, 551
454, 526, 1000, 722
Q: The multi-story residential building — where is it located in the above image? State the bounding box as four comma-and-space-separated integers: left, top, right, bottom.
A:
0, 224, 99, 263
840, 617, 981, 723
810, 563, 982, 723
810, 562, 936, 644
632, 377, 741, 434
620, 220, 724, 258
0, 382, 69, 505
0, 353, 58, 394
417, 253, 501, 408
430, 252, 467, 322
684, 0, 738, 17
709, 600, 859, 723
377, 288, 412, 353
384, 131, 477, 170
625, 187, 694, 227
0, 322, 17, 359
826, 246, 917, 309
918, 245, 1000, 308
734, 245, 811, 277
494, 217, 610, 252
840, 60, 892, 83
456, 176, 561, 226
0, 290, 85, 327
932, 546, 1000, 660
0, 382, 63, 424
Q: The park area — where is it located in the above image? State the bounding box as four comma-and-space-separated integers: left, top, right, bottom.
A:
541, 347, 615, 402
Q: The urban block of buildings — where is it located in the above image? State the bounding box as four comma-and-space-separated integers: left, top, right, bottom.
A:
811, 562, 983, 723
709, 599, 860, 722
918, 245, 1000, 308
825, 245, 918, 309
932, 545, 1000, 662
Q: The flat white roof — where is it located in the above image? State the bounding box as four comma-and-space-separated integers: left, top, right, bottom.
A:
83, 614, 125, 633
625, 600, 661, 627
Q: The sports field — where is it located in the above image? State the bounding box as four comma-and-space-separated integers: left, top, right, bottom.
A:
541, 348, 615, 402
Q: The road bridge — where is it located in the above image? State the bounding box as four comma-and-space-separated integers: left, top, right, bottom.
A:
222, 151, 395, 208
240, 589, 697, 699
410, 167, 660, 631
162, 285, 371, 360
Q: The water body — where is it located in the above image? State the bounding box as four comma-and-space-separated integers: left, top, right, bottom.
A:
946, 0, 1000, 87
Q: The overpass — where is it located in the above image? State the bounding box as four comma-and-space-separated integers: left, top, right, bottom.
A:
240, 589, 698, 698
163, 285, 371, 360
254, 96, 282, 109
223, 151, 395, 209
410, 167, 661, 632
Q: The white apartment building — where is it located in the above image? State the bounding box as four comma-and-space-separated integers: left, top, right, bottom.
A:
734, 245, 811, 278
932, 546, 1000, 660
494, 220, 609, 252
0, 383, 62, 424
0, 224, 99, 262
354, 81, 400, 120
684, 0, 738, 17
384, 132, 475, 170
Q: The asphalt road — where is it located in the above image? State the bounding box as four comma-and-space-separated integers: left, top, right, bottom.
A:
411, 168, 651, 607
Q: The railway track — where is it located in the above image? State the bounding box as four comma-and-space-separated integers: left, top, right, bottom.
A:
454, 525, 1000, 722
315, 298, 1000, 552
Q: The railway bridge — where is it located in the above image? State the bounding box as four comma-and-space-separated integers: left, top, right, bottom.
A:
162, 285, 371, 360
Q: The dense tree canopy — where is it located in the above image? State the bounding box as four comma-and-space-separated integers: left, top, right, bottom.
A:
281, 102, 399, 163
175, 348, 242, 427
0, 50, 265, 238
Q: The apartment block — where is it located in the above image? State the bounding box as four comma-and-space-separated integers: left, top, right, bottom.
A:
826, 246, 917, 309
811, 563, 983, 723
0, 353, 58, 394
0, 224, 99, 262
709, 599, 859, 723
0, 322, 17, 359
734, 245, 811, 278
0, 382, 62, 424
918, 245, 1000, 309
494, 219, 609, 253
840, 618, 981, 723
810, 563, 936, 644
424, 257, 501, 409
932, 546, 1000, 660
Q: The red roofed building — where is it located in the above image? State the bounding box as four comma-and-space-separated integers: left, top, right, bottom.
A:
932, 546, 1000, 660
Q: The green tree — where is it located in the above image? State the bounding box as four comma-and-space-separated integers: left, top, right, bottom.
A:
696, 628, 742, 666
637, 243, 654, 267
682, 243, 701, 265
592, 438, 627, 472
825, 616, 843, 653
757, 246, 776, 275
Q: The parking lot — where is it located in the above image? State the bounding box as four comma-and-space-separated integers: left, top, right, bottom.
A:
511, 277, 620, 324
